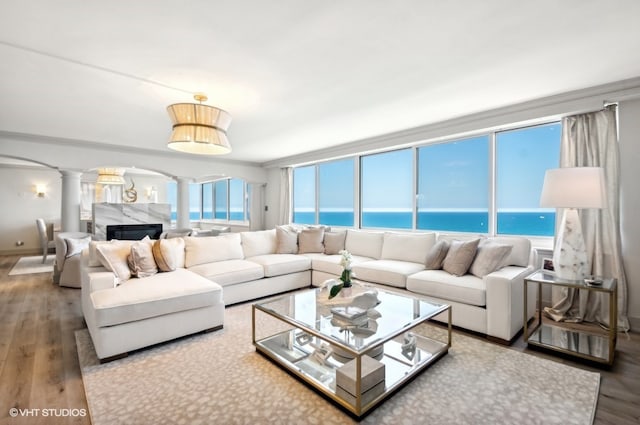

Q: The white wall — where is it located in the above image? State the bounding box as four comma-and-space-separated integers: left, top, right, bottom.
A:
619, 99, 640, 329
0, 167, 62, 254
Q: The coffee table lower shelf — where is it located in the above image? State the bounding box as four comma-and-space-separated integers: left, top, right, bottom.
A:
254, 329, 448, 418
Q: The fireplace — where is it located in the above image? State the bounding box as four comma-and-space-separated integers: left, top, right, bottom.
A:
106, 224, 163, 241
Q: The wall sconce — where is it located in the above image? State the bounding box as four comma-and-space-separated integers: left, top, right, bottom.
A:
34, 184, 47, 198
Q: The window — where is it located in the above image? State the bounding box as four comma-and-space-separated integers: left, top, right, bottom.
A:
417, 136, 489, 232
319, 159, 354, 226
214, 180, 228, 220
202, 182, 213, 219
496, 123, 561, 236
189, 183, 201, 221
167, 181, 177, 221
293, 166, 315, 224
361, 149, 413, 229
229, 178, 245, 221
291, 121, 561, 237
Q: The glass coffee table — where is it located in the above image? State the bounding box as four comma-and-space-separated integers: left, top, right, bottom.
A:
252, 286, 451, 418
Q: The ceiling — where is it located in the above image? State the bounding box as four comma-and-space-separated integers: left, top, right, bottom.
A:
1, 1, 640, 164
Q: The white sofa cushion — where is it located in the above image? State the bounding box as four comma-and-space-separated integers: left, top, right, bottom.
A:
247, 254, 311, 277
406, 269, 486, 307
488, 236, 531, 267
345, 230, 384, 259
90, 268, 223, 327
381, 232, 436, 264
352, 260, 425, 288
241, 229, 277, 258
187, 259, 264, 287
184, 234, 244, 268
307, 253, 374, 275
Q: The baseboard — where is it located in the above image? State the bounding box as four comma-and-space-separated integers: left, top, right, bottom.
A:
0, 248, 42, 256
628, 315, 639, 332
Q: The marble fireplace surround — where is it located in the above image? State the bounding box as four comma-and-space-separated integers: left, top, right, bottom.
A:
92, 203, 171, 240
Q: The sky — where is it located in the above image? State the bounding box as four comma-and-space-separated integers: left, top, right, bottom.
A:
294, 122, 561, 212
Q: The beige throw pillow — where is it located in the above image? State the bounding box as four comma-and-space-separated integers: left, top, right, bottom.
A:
153, 238, 185, 272
298, 227, 325, 254
96, 242, 133, 284
469, 241, 513, 278
425, 240, 450, 270
276, 226, 298, 254
128, 238, 158, 278
442, 239, 481, 276
324, 231, 347, 255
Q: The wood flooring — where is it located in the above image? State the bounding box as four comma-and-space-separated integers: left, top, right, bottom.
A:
0, 254, 638, 425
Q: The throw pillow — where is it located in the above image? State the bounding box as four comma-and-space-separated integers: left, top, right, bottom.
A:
127, 238, 158, 278
65, 236, 91, 258
424, 240, 450, 270
276, 226, 298, 254
442, 239, 481, 276
298, 227, 325, 254
153, 238, 185, 272
96, 242, 133, 284
469, 241, 513, 278
324, 231, 347, 255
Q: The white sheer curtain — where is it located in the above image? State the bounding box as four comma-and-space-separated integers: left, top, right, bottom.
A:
545, 107, 630, 331
278, 167, 292, 225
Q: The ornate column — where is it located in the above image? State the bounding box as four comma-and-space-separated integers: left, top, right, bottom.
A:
175, 177, 192, 229
59, 169, 82, 232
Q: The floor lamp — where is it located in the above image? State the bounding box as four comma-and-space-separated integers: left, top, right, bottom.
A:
540, 167, 606, 281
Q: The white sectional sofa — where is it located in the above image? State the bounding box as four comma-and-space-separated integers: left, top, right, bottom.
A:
81, 227, 536, 360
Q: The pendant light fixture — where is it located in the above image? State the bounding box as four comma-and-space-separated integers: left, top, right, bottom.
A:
166, 93, 232, 155
96, 167, 126, 185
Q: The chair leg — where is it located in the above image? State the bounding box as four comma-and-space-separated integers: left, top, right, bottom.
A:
42, 246, 47, 263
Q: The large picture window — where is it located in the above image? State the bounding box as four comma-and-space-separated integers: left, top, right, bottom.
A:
291, 121, 561, 237
496, 123, 561, 236
319, 159, 354, 226
293, 165, 316, 224
361, 149, 413, 229
417, 136, 489, 232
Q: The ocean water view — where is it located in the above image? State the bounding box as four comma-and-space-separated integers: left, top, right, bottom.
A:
294, 211, 556, 236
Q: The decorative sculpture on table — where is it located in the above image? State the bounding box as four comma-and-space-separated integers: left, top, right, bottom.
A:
123, 179, 137, 203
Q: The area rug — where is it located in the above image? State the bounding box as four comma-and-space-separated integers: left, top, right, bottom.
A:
76, 303, 600, 425
8, 255, 54, 275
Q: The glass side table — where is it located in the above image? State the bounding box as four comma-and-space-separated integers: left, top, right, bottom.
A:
523, 270, 617, 365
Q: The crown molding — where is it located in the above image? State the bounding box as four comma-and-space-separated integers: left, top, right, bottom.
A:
0, 131, 262, 168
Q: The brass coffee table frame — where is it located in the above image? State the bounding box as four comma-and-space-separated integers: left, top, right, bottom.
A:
252, 289, 451, 418
524, 270, 617, 365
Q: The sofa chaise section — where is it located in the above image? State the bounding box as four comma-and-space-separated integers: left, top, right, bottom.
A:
82, 254, 224, 361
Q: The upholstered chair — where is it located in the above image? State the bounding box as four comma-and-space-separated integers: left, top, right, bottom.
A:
36, 218, 56, 263
54, 232, 92, 288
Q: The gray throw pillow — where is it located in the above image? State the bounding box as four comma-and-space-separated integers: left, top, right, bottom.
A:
442, 239, 481, 276
65, 236, 91, 258
324, 231, 347, 255
425, 240, 450, 270
298, 227, 325, 254
128, 238, 158, 278
469, 241, 513, 278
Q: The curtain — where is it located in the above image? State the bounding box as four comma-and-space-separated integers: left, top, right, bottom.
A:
544, 107, 630, 331
278, 167, 292, 225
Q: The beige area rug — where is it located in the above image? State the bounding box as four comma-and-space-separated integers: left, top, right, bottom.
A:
76, 303, 600, 425
8, 255, 54, 275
